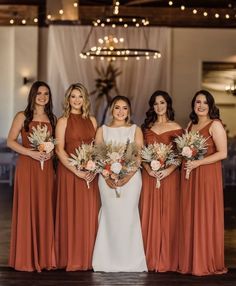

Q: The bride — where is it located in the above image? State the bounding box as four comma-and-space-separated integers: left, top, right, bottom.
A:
92, 95, 147, 272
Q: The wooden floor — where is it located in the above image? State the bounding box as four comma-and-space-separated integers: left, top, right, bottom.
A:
0, 267, 235, 286
0, 183, 236, 285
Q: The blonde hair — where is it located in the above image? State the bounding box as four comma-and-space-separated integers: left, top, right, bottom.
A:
109, 95, 132, 124
63, 83, 91, 118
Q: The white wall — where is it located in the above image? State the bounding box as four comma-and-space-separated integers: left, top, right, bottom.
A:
0, 28, 14, 138
171, 28, 236, 136
0, 26, 38, 138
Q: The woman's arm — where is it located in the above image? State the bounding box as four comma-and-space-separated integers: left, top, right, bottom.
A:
95, 126, 104, 144
7, 112, 43, 161
90, 116, 98, 132
116, 126, 143, 187
186, 121, 227, 171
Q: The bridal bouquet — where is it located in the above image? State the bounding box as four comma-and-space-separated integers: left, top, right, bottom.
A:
94, 140, 140, 197
68, 142, 98, 188
28, 124, 56, 170
174, 130, 208, 179
141, 142, 180, 189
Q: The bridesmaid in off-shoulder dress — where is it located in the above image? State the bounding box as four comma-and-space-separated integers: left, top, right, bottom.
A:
140, 90, 182, 272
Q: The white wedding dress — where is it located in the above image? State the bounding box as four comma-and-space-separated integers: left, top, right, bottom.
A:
92, 124, 147, 272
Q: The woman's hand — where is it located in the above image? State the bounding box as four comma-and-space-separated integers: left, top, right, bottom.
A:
156, 167, 172, 181
27, 149, 45, 161
43, 151, 54, 161
185, 160, 201, 172
75, 170, 96, 183
75, 170, 88, 180
116, 177, 129, 187
148, 170, 159, 178
104, 178, 117, 189
85, 172, 96, 183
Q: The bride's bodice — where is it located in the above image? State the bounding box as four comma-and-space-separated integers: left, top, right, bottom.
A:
102, 124, 137, 144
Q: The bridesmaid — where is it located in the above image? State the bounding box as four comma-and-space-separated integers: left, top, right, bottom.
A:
7, 81, 56, 272
55, 83, 100, 271
178, 90, 227, 276
140, 90, 182, 272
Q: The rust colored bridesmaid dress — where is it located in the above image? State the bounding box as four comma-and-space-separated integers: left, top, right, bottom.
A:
178, 120, 227, 276
55, 113, 100, 271
140, 128, 182, 272
9, 121, 56, 272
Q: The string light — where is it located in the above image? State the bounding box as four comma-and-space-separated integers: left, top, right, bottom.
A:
6, 2, 234, 26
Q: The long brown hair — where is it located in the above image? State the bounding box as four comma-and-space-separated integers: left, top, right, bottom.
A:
23, 81, 56, 133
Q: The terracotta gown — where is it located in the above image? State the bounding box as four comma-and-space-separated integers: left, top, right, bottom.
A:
140, 128, 182, 272
9, 121, 56, 272
178, 120, 227, 276
55, 113, 100, 271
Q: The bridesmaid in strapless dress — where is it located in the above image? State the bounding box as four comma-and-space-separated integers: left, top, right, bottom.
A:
55, 83, 100, 271
140, 90, 182, 272
92, 95, 147, 272
178, 90, 227, 276
7, 81, 57, 272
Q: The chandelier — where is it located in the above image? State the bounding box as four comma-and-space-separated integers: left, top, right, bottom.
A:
80, 0, 161, 61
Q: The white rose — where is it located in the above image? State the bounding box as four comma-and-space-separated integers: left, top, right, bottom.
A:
182, 146, 193, 158
150, 160, 161, 171
110, 162, 122, 174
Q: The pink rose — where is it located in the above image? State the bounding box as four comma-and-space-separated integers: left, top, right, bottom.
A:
150, 160, 161, 171
182, 146, 193, 158
86, 160, 96, 171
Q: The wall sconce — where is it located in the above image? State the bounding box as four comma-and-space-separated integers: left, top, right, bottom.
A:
23, 76, 35, 85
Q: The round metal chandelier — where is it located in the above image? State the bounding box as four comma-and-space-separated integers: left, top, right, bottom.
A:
80, 1, 161, 61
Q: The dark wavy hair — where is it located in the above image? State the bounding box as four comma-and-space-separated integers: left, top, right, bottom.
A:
189, 90, 220, 124
110, 95, 132, 123
23, 81, 56, 134
142, 90, 175, 130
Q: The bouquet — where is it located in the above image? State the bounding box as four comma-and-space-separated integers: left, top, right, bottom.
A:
94, 140, 140, 198
28, 124, 56, 170
68, 142, 98, 188
141, 142, 180, 189
174, 130, 208, 179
